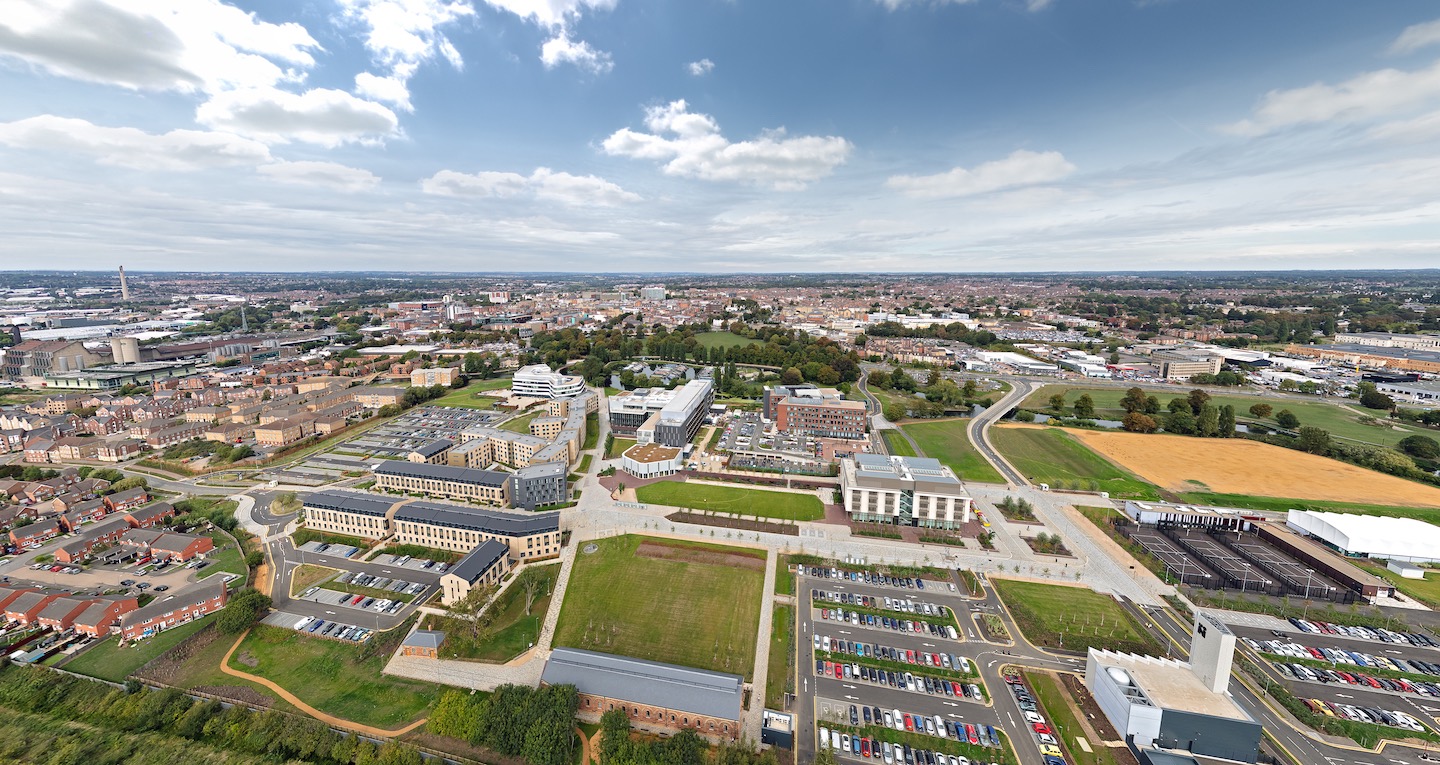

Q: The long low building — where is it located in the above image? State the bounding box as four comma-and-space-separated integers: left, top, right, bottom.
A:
1287, 509, 1440, 564
373, 461, 512, 505
541, 647, 744, 741
439, 538, 512, 605
120, 577, 228, 641
301, 490, 561, 564
839, 454, 972, 530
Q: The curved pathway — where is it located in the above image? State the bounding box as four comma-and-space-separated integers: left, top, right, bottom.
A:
219, 628, 429, 738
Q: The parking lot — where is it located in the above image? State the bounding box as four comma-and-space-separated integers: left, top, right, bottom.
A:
799, 565, 1016, 765
262, 609, 373, 643
339, 406, 502, 459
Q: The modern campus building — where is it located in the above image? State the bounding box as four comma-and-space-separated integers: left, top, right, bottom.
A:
301, 490, 561, 564
610, 379, 714, 447
839, 454, 972, 529
512, 462, 568, 510
439, 538, 512, 605
541, 648, 744, 741
621, 442, 684, 479
373, 461, 513, 506
1086, 613, 1262, 765
512, 364, 586, 398
1153, 349, 1224, 380
773, 392, 867, 439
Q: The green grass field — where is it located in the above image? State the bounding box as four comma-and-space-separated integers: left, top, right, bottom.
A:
900, 420, 1006, 484
766, 604, 794, 709
195, 531, 247, 580
583, 413, 599, 450
428, 377, 512, 409
63, 616, 214, 682
426, 564, 560, 662
553, 535, 764, 679
1020, 384, 1425, 448
994, 579, 1159, 655
990, 426, 1161, 500
1350, 561, 1440, 608
499, 410, 541, 434
607, 437, 636, 458
229, 623, 439, 728
881, 430, 918, 457
694, 331, 759, 350
635, 481, 825, 521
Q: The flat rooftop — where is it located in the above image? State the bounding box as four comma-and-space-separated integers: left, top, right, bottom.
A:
1094, 651, 1250, 721
626, 442, 682, 462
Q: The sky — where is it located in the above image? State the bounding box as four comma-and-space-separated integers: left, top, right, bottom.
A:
2, 1, 1440, 273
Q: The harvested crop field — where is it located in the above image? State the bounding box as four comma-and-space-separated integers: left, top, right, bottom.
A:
1069, 430, 1440, 508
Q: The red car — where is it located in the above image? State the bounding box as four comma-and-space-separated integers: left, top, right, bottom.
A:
1033, 723, 1052, 735
904, 714, 915, 732
860, 739, 871, 757
965, 724, 979, 745
1004, 674, 1022, 684
951, 681, 964, 695
834, 664, 843, 679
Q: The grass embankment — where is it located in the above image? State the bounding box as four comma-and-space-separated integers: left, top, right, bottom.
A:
63, 616, 213, 683
229, 622, 438, 728
499, 410, 542, 434
1026, 671, 1125, 765
553, 535, 764, 679
901, 420, 1005, 484
881, 431, 918, 457
991, 426, 1160, 499
994, 579, 1159, 655
195, 531, 248, 581
289, 563, 340, 596
425, 564, 560, 662
1351, 560, 1440, 608
428, 377, 513, 409
766, 605, 794, 709
636, 481, 825, 521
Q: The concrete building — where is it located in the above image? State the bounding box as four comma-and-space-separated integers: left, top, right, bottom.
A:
640, 285, 666, 301
512, 462, 567, 510
2, 339, 100, 381
373, 461, 511, 505
411, 367, 460, 387
512, 364, 585, 399
1153, 349, 1223, 381
839, 454, 972, 530
1085, 613, 1261, 765
620, 442, 684, 479
541, 648, 744, 741
1334, 332, 1440, 350
439, 539, 512, 605
612, 380, 714, 447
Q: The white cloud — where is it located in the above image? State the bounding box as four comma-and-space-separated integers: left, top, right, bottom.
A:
0, 114, 271, 171
337, 0, 475, 110
540, 31, 613, 74
196, 87, 400, 147
1391, 18, 1440, 55
0, 0, 319, 94
873, 0, 976, 10
478, 0, 616, 27
257, 160, 380, 191
421, 167, 639, 205
687, 58, 715, 76
886, 149, 1076, 198
1025, 0, 1054, 10
602, 100, 852, 189
1224, 59, 1440, 135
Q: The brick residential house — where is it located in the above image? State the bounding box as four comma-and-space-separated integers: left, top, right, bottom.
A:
120, 577, 228, 641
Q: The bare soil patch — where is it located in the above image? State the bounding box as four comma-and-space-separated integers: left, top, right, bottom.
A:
1069, 430, 1440, 508
235, 650, 259, 668
636, 539, 766, 569
666, 511, 800, 537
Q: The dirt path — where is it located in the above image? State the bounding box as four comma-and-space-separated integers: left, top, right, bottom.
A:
578, 727, 596, 765
219, 628, 428, 738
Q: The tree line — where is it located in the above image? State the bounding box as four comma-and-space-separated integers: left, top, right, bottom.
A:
427, 684, 579, 765
0, 664, 425, 764
597, 709, 780, 765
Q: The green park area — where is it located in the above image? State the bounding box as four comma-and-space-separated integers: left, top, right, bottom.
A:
900, 420, 1005, 484
553, 535, 765, 679
63, 616, 214, 683
635, 481, 825, 521
499, 409, 542, 434
881, 430, 918, 457
990, 426, 1161, 500
607, 437, 636, 458
425, 564, 560, 662
994, 579, 1159, 655
694, 331, 759, 350
227, 622, 439, 728
1021, 384, 1425, 448
428, 377, 512, 409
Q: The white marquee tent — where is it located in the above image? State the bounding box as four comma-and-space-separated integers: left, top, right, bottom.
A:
1287, 510, 1440, 564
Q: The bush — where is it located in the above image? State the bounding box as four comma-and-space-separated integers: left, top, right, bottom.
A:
216, 588, 271, 634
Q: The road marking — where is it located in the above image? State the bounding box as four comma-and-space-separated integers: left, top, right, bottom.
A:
942, 701, 958, 707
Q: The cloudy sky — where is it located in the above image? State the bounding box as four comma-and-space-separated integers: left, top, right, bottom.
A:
2, 1, 1440, 273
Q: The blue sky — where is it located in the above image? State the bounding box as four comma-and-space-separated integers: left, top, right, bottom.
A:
2, 0, 1439, 272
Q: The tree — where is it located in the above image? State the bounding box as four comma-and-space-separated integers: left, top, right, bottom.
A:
599, 708, 630, 764
1360, 389, 1395, 411
1144, 395, 1161, 415
924, 369, 941, 387
1048, 392, 1067, 412
1249, 403, 1273, 418
1168, 397, 1192, 415
1218, 404, 1236, 438
244, 550, 263, 568
108, 475, 148, 494
1188, 388, 1211, 413
1276, 409, 1300, 429
1122, 412, 1159, 433
1073, 394, 1095, 419
961, 379, 977, 399
779, 366, 802, 385
1165, 409, 1197, 435
1397, 434, 1440, 460
1296, 426, 1331, 454
882, 402, 906, 423
814, 746, 838, 765
521, 570, 546, 615
216, 588, 271, 634
1120, 387, 1148, 414
1196, 404, 1219, 437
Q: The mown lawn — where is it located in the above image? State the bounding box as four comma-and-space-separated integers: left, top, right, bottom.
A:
63, 616, 214, 682
1020, 384, 1426, 448
428, 377, 513, 409
881, 430, 918, 457
990, 426, 1160, 500
694, 331, 759, 349
553, 535, 764, 679
499, 410, 541, 434
766, 605, 794, 709
636, 481, 824, 521
425, 564, 560, 662
994, 579, 1159, 655
229, 623, 439, 729
901, 420, 1005, 484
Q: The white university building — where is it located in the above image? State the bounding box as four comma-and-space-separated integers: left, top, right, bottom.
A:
839, 454, 972, 530
512, 364, 586, 399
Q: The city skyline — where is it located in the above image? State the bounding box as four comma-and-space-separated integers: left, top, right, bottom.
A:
3, 1, 1440, 272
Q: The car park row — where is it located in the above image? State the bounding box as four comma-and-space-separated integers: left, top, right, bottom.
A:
813, 589, 958, 621
817, 702, 1005, 765
817, 607, 960, 640
1299, 698, 1427, 733
1003, 674, 1068, 765
805, 566, 954, 593
288, 615, 372, 643
1285, 618, 1438, 649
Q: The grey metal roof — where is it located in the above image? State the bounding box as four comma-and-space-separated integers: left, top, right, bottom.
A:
411, 439, 454, 458
541, 647, 743, 721
403, 630, 446, 649
121, 577, 226, 628
126, 502, 175, 521
395, 500, 558, 536
516, 462, 565, 479
376, 460, 509, 488
304, 490, 396, 517
445, 539, 509, 584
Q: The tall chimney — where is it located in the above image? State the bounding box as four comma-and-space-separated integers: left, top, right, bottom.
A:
119, 266, 130, 301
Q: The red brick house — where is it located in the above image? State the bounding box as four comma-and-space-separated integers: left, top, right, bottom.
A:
59, 499, 108, 532
36, 596, 96, 631
147, 532, 215, 562
9, 518, 60, 549
121, 578, 228, 641
104, 488, 149, 513
72, 597, 140, 637
4, 591, 61, 625
124, 502, 176, 528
